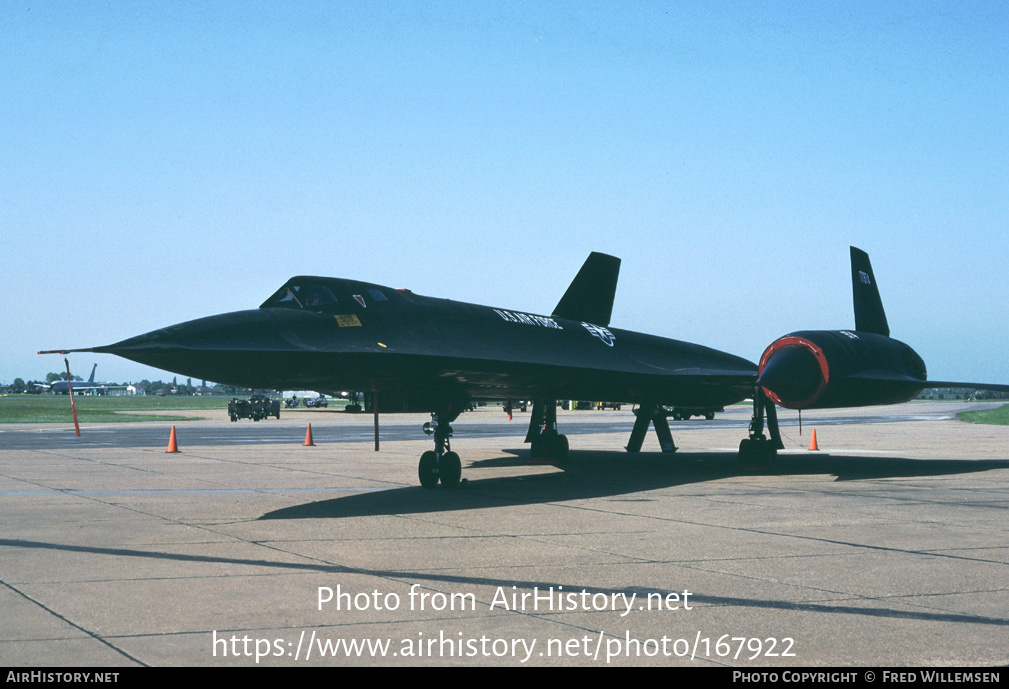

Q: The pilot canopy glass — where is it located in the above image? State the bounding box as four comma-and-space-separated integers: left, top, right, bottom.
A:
261, 278, 394, 313
261, 282, 339, 312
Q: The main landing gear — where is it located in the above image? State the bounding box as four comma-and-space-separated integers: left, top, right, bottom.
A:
418, 409, 463, 488
739, 387, 784, 468
525, 400, 569, 460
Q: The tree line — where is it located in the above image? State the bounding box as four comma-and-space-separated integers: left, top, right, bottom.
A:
2, 374, 249, 396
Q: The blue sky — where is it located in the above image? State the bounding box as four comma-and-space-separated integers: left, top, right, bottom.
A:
3, 1, 1007, 385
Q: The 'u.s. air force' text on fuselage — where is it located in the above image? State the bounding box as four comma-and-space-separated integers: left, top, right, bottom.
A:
493, 308, 616, 347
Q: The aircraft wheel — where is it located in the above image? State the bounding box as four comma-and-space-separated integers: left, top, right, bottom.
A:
418, 451, 439, 488
738, 438, 775, 469
555, 434, 569, 460
705, 412, 715, 420
531, 435, 568, 460
738, 439, 755, 466
439, 452, 462, 488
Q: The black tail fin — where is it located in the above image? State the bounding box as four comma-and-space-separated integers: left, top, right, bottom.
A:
552, 252, 620, 327
850, 247, 889, 337
88, 363, 98, 383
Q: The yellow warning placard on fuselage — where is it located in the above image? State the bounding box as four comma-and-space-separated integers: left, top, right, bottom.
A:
334, 314, 362, 327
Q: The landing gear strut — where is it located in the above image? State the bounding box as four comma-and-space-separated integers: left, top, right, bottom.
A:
525, 400, 569, 460
739, 387, 783, 467
625, 403, 677, 453
419, 408, 462, 488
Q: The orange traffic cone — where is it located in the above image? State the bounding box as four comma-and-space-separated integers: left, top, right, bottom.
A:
166, 426, 179, 453
808, 428, 819, 451
304, 423, 315, 446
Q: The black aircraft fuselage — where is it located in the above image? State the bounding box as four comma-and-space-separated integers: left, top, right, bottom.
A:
92, 275, 756, 414
56, 254, 759, 487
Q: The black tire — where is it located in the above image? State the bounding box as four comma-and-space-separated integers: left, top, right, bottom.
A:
531, 434, 568, 460
738, 438, 776, 468
419, 451, 439, 488
705, 412, 715, 420
439, 452, 462, 488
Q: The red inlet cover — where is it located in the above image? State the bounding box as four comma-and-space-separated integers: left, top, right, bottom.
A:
758, 336, 830, 409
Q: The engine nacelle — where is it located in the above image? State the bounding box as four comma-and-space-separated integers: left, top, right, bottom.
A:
757, 330, 927, 410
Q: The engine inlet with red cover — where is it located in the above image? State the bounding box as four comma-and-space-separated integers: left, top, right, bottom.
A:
757, 330, 927, 410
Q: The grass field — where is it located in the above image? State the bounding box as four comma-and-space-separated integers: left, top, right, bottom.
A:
956, 404, 1009, 426
0, 395, 228, 423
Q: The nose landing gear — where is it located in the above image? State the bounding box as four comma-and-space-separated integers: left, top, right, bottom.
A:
419, 409, 463, 488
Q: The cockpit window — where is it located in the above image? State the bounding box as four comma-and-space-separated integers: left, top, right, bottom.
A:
261, 282, 338, 311
272, 287, 302, 309
299, 284, 338, 307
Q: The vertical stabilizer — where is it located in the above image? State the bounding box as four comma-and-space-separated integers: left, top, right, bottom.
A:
850, 246, 889, 337
552, 252, 621, 326
88, 363, 98, 383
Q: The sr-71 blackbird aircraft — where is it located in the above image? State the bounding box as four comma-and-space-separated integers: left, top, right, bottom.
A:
42, 249, 1008, 486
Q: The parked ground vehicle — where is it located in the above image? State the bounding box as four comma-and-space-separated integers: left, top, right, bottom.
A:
304, 395, 328, 408
228, 394, 281, 421
668, 406, 722, 421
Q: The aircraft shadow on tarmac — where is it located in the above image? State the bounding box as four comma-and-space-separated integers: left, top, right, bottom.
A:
258, 449, 1009, 521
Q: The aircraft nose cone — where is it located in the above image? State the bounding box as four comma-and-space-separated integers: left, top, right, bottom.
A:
98, 310, 271, 355
758, 343, 827, 407
92, 309, 317, 386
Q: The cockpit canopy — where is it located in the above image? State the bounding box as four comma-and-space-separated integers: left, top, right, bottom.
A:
260, 278, 391, 313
